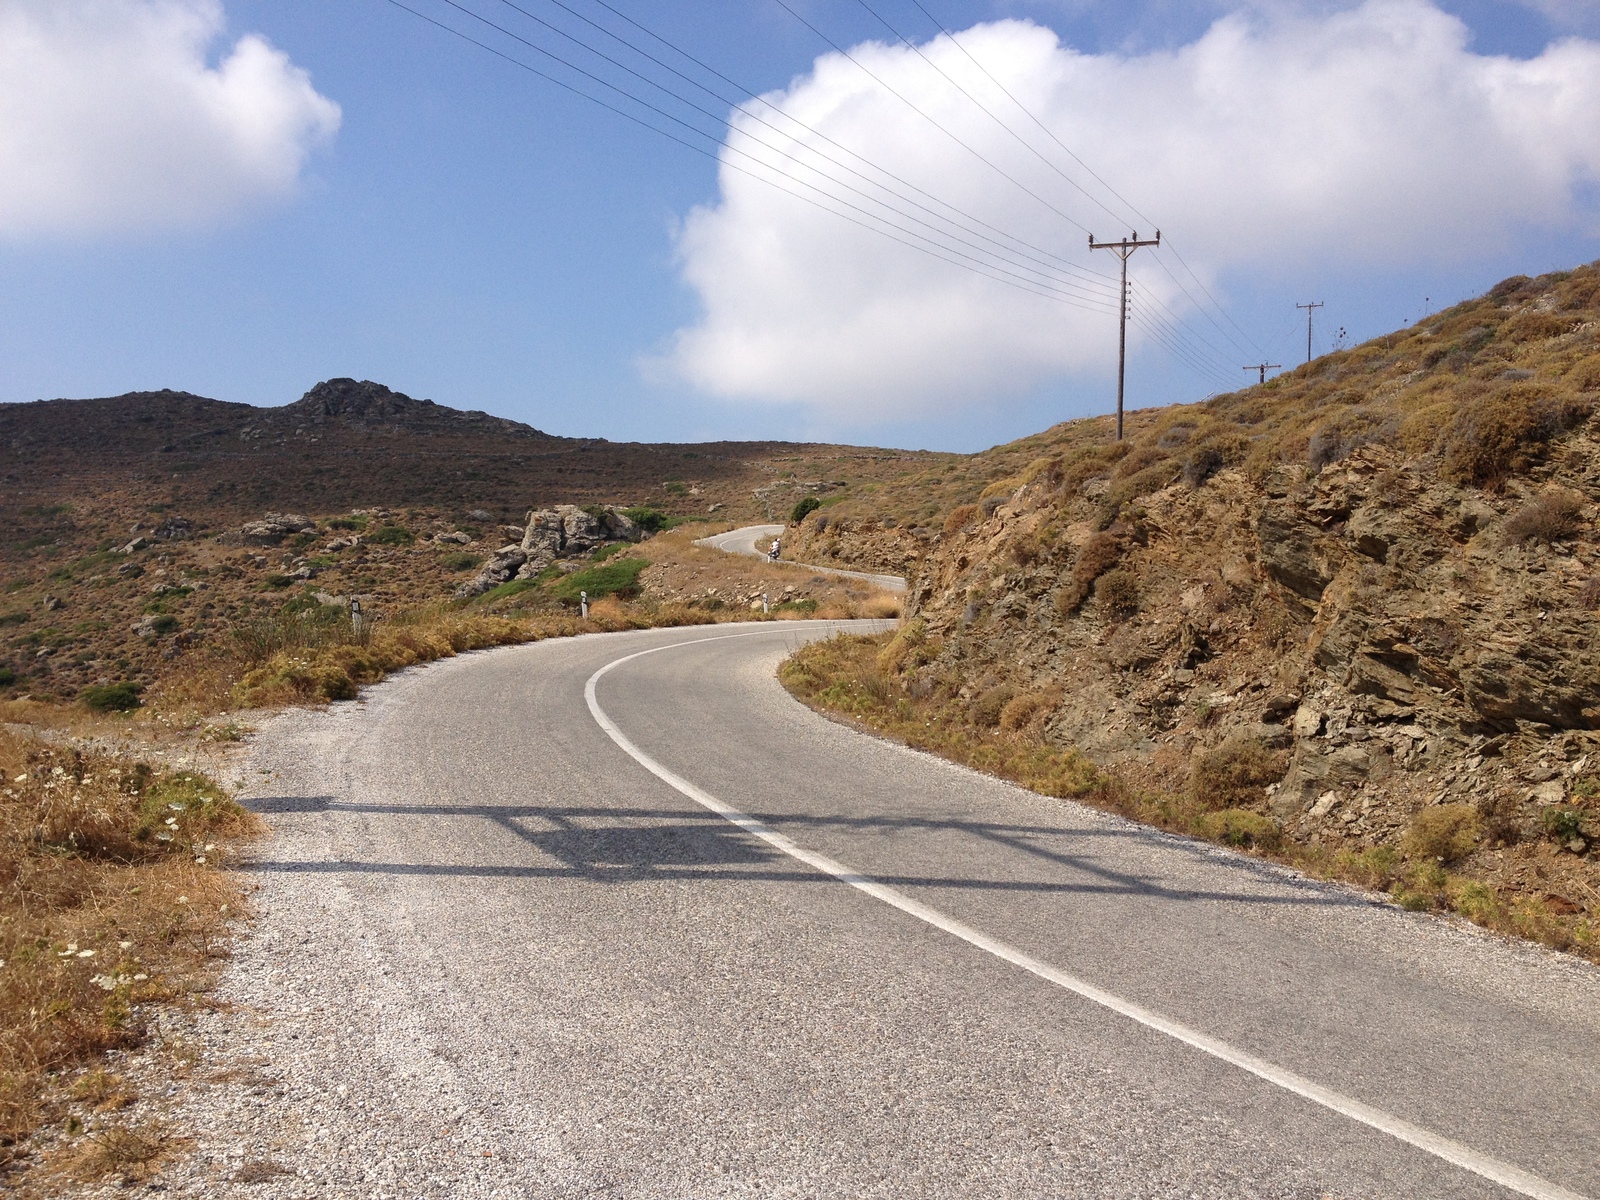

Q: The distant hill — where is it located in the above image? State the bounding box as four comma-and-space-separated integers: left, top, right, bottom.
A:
0, 378, 937, 525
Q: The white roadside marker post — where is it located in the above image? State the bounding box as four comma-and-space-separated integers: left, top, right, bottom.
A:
580, 590, 588, 620
763, 593, 769, 614
350, 598, 362, 640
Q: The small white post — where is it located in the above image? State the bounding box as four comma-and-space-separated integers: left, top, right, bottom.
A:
350, 597, 362, 639
580, 590, 588, 619
762, 593, 769, 614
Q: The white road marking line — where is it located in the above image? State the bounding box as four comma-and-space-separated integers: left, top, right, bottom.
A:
585, 632, 1589, 1200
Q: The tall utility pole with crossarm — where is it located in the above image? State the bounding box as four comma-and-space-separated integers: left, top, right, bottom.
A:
1296, 301, 1324, 364
1090, 230, 1160, 441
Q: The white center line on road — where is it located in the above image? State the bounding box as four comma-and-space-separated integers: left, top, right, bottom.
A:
585, 631, 1590, 1200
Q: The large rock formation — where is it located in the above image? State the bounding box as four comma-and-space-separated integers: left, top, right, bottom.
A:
455, 505, 645, 598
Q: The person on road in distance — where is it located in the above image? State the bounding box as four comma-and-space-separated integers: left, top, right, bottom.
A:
769, 538, 781, 561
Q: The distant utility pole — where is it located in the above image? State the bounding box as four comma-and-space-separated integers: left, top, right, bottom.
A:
1090, 229, 1160, 440
1296, 301, 1324, 364
1243, 362, 1282, 385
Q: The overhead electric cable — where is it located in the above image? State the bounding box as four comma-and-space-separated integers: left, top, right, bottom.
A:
388, 0, 1230, 390
385, 0, 1118, 316
428, 0, 1121, 305
767, 0, 1103, 238
902, 0, 1269, 360
492, 0, 1117, 293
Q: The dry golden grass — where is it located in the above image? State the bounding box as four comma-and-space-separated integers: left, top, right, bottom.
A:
0, 728, 254, 1173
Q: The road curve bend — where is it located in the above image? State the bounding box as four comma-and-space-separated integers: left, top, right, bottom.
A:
222, 621, 1600, 1200
695, 523, 907, 592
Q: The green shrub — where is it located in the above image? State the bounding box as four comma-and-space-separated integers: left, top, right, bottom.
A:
0, 612, 28, 626
1543, 806, 1587, 843
262, 574, 293, 590
1186, 736, 1286, 809
328, 515, 368, 531
664, 480, 689, 496
547, 558, 649, 604
369, 525, 413, 546
621, 506, 669, 534
590, 542, 626, 563
791, 495, 822, 524
441, 552, 482, 572
1194, 808, 1281, 850
81, 681, 143, 712
1401, 804, 1482, 864
0, 667, 15, 686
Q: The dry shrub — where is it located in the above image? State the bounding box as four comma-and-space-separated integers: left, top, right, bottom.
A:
1114, 445, 1168, 478
1565, 354, 1600, 392
53, 1121, 179, 1182
942, 504, 979, 535
998, 691, 1053, 733
1055, 531, 1122, 616
971, 684, 1016, 728
1093, 569, 1140, 621
1438, 386, 1592, 488
1502, 487, 1586, 544
1307, 407, 1393, 472
1401, 803, 1482, 864
875, 619, 926, 675
1019, 456, 1063, 486
1194, 808, 1282, 850
1578, 576, 1600, 609
1500, 310, 1577, 343
1182, 446, 1224, 486
1186, 736, 1286, 809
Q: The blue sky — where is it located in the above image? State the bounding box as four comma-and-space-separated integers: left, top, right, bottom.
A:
1, 0, 1597, 451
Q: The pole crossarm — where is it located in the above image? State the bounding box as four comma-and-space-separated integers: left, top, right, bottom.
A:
1089, 230, 1161, 441
1243, 362, 1282, 385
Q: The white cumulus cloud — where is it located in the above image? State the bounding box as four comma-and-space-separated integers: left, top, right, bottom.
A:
662, 0, 1600, 422
0, 0, 340, 238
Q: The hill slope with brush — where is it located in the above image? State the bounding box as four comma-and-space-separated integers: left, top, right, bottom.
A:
784, 261, 1600, 955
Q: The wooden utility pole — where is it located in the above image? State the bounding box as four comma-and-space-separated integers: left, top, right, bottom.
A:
1243, 362, 1281, 385
1089, 230, 1160, 440
1296, 301, 1324, 364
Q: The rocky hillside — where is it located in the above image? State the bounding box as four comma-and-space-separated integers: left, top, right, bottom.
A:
790, 262, 1600, 937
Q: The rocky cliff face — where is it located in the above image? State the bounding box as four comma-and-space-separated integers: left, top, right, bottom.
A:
800, 263, 1600, 904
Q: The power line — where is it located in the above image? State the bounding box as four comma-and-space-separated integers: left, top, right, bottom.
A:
899, 0, 1268, 361
384, 1, 1120, 317
387, 0, 1236, 393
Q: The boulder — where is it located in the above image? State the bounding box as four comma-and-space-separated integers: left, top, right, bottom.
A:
1257, 509, 1333, 601
456, 546, 527, 598
242, 513, 315, 545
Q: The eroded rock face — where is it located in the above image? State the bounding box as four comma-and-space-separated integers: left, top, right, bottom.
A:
848, 419, 1600, 852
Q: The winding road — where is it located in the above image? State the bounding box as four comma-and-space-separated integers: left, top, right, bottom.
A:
225, 620, 1600, 1199
694, 523, 908, 593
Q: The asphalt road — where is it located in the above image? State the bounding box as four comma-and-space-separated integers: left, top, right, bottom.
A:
239, 621, 1600, 1199
694, 524, 908, 592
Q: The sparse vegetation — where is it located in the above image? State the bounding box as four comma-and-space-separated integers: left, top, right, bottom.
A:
0, 733, 253, 1169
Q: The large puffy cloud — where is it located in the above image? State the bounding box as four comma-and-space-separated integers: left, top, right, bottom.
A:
0, 0, 340, 238
663, 1, 1600, 420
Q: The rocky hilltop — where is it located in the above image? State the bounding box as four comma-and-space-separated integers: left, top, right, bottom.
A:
787, 262, 1600, 927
